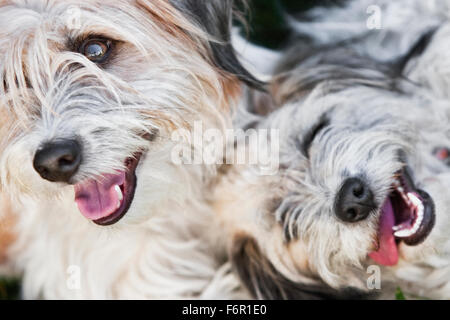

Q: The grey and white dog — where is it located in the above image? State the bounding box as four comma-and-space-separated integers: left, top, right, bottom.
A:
217, 0, 450, 299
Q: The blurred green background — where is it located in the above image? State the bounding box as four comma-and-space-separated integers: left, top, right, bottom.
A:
0, 277, 20, 300
0, 0, 325, 300
245, 0, 336, 49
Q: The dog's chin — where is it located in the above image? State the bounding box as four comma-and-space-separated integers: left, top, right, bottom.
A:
74, 153, 143, 226
369, 167, 436, 267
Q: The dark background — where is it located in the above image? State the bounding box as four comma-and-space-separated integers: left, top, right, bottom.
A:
0, 0, 329, 300
245, 0, 341, 48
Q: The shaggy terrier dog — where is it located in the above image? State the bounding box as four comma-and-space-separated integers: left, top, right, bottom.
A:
216, 13, 450, 299
0, 0, 260, 299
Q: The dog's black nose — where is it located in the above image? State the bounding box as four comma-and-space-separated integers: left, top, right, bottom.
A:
33, 140, 81, 183
334, 177, 376, 223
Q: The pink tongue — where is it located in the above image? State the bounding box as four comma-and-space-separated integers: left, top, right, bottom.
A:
74, 172, 125, 221
368, 199, 399, 266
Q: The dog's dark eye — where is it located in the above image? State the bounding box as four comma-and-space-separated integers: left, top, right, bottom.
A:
434, 147, 450, 166
80, 39, 113, 63
301, 117, 330, 157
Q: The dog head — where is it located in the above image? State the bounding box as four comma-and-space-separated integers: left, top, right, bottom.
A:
221, 49, 450, 299
0, 0, 260, 226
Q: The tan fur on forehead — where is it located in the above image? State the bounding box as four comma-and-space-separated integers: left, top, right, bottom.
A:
135, 0, 242, 103
0, 0, 204, 62
137, 0, 203, 35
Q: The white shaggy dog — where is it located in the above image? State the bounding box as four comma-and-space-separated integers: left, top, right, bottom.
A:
214, 0, 450, 300
0, 0, 261, 299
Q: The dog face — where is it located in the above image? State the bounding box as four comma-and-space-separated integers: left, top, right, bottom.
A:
0, 0, 259, 226
223, 57, 450, 299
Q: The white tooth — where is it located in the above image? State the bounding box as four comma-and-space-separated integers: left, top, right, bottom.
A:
115, 185, 123, 201
407, 193, 422, 207
394, 196, 425, 238
394, 228, 415, 238
418, 203, 424, 217
417, 209, 423, 220
415, 219, 422, 229
414, 208, 423, 229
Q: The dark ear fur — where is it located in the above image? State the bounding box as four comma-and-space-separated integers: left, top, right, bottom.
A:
170, 0, 264, 89
231, 235, 373, 300
395, 28, 437, 75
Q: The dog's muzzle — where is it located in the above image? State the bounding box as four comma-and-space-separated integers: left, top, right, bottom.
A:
33, 138, 142, 226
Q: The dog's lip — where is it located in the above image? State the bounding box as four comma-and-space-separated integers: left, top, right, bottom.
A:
74, 153, 142, 226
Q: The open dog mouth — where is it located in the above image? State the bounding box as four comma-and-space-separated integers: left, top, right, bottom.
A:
369, 167, 435, 266
74, 153, 142, 226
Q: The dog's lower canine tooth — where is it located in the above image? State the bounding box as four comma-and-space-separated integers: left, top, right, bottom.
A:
115, 185, 123, 202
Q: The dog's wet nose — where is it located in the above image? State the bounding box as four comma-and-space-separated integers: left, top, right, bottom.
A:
33, 140, 81, 183
334, 177, 375, 223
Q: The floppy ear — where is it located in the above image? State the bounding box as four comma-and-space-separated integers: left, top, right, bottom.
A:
170, 0, 264, 89
231, 235, 371, 300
